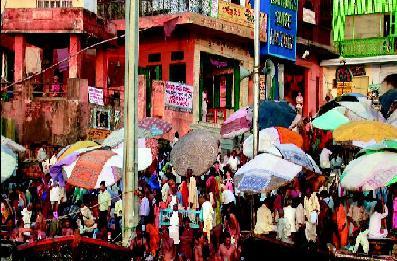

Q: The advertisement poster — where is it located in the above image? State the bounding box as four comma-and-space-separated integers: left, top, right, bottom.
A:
88, 86, 104, 106
165, 81, 193, 113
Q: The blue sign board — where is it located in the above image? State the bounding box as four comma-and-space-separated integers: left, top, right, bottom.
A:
252, 0, 298, 61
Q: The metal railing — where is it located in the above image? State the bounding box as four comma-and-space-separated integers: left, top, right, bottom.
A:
338, 37, 396, 58
159, 208, 202, 228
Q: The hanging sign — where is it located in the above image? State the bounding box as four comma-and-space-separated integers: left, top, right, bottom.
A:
88, 87, 104, 106
165, 81, 193, 113
218, 1, 266, 29
256, 0, 298, 61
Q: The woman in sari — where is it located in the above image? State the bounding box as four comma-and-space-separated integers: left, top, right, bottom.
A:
206, 168, 222, 226
333, 199, 348, 249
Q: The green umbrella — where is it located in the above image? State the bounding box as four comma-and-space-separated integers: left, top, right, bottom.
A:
386, 176, 397, 187
356, 139, 397, 157
313, 109, 350, 131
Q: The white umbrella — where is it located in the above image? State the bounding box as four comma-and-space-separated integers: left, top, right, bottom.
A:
112, 143, 152, 171
1, 145, 17, 182
1, 135, 26, 153
234, 153, 302, 193
341, 151, 397, 191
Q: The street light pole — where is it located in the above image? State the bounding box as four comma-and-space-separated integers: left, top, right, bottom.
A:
253, 0, 260, 158
122, 0, 139, 247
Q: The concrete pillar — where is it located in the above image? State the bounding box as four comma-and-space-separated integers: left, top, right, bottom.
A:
69, 34, 81, 79
14, 35, 26, 84
278, 63, 284, 100
95, 48, 108, 101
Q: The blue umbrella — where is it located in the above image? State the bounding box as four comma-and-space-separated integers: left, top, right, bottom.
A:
272, 144, 321, 173
258, 101, 296, 129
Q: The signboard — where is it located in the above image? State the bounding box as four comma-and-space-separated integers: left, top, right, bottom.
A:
303, 8, 316, 24
218, 1, 267, 31
165, 81, 193, 113
259, 75, 266, 100
337, 82, 353, 96
87, 128, 111, 140
88, 86, 104, 106
151, 80, 165, 117
258, 0, 298, 61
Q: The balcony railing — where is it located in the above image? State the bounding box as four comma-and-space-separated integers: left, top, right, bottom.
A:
32, 83, 66, 98
140, 0, 207, 16
338, 37, 396, 58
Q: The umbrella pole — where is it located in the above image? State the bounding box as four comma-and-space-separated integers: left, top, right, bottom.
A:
252, 0, 260, 158
122, 0, 139, 247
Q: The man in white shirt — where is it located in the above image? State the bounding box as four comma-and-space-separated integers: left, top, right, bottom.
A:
283, 199, 296, 237
202, 194, 214, 242
98, 181, 111, 232
227, 150, 240, 172
221, 185, 236, 207
320, 147, 332, 171
139, 192, 150, 225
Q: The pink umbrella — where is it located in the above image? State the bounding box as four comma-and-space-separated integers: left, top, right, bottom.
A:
221, 107, 252, 139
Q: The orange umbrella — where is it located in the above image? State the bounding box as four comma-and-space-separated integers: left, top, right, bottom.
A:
275, 127, 303, 148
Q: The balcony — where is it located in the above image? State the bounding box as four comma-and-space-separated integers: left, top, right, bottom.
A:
338, 37, 396, 58
140, 0, 207, 16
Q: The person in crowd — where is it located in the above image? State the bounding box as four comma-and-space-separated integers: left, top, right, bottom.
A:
295, 197, 305, 232
160, 226, 176, 261
304, 188, 320, 220
130, 225, 149, 261
333, 199, 348, 249
98, 181, 111, 238
277, 209, 291, 243
34, 208, 46, 240
114, 191, 122, 239
202, 193, 214, 242
368, 201, 389, 239
194, 232, 205, 261
224, 205, 240, 244
318, 191, 333, 249
206, 167, 221, 226
161, 176, 170, 204
49, 179, 60, 219
223, 150, 231, 167
188, 172, 199, 210
179, 217, 194, 260
223, 167, 234, 191
347, 195, 368, 237
62, 219, 74, 236
78, 200, 96, 235
169, 204, 180, 246
48, 211, 59, 238
139, 191, 150, 226
180, 176, 189, 209
283, 199, 296, 238
145, 215, 160, 257
352, 222, 369, 254
254, 200, 275, 235
227, 150, 240, 173
171, 132, 179, 147
219, 232, 240, 261
319, 146, 332, 174
274, 189, 284, 220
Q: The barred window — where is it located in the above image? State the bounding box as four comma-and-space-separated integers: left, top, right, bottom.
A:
36, 0, 72, 8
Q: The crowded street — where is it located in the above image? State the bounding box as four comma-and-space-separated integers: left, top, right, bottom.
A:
1, 0, 397, 260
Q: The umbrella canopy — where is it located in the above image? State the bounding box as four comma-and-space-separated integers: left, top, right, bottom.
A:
139, 117, 172, 137
1, 136, 26, 153
57, 141, 99, 161
102, 127, 152, 147
386, 176, 397, 187
338, 101, 384, 121
335, 95, 360, 102
333, 121, 397, 142
341, 151, 397, 191
268, 144, 321, 173
170, 129, 219, 176
1, 145, 17, 182
356, 139, 397, 157
312, 109, 349, 130
58, 149, 123, 189
258, 101, 296, 129
318, 100, 341, 116
112, 143, 153, 172
380, 89, 397, 118
342, 93, 366, 98
234, 153, 302, 193
243, 127, 303, 158
221, 106, 252, 139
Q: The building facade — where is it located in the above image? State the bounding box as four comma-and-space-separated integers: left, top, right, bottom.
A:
322, 0, 397, 98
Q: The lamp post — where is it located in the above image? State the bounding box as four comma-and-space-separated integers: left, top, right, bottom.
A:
253, 0, 260, 159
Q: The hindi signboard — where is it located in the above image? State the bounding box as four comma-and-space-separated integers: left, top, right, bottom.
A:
165, 81, 193, 113
218, 1, 267, 29
337, 82, 353, 96
88, 87, 104, 106
87, 128, 111, 140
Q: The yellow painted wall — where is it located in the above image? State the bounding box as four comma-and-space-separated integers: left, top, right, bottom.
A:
3, 0, 87, 9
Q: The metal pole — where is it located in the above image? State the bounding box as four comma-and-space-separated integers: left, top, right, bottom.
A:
122, 0, 139, 247
253, 0, 260, 158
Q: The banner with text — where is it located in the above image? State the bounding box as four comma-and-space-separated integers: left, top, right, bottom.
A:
165, 81, 193, 113
88, 87, 104, 106
218, 1, 267, 30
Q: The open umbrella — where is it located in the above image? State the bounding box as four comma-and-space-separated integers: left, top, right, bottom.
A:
102, 127, 152, 147
337, 101, 384, 121
170, 129, 219, 176
341, 151, 397, 191
221, 106, 252, 139
333, 121, 397, 142
1, 136, 26, 153
312, 109, 350, 130
234, 153, 302, 193
243, 127, 303, 158
356, 139, 397, 157
112, 143, 153, 172
1, 145, 17, 182
57, 141, 99, 161
139, 117, 172, 137
258, 101, 296, 129
318, 100, 341, 116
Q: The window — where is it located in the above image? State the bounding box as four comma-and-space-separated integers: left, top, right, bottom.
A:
384, 15, 390, 37
171, 51, 184, 61
345, 14, 384, 40
169, 63, 186, 83
92, 108, 111, 130
36, 0, 72, 8
148, 53, 161, 63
